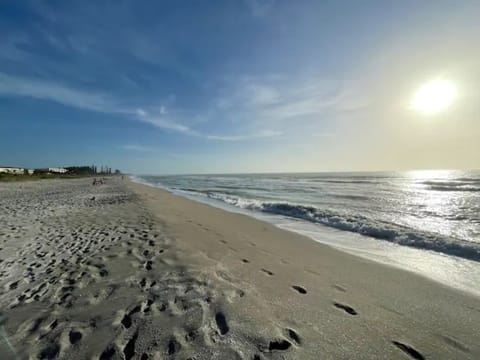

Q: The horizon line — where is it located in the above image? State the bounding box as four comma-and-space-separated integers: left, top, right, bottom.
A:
131, 168, 480, 177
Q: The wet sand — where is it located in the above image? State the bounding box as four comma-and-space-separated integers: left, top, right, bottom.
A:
0, 177, 478, 359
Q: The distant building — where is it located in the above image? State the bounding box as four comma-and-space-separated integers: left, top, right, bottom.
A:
0, 166, 25, 175
48, 167, 68, 174
34, 167, 68, 174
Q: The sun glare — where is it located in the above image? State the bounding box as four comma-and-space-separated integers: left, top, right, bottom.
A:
411, 79, 457, 114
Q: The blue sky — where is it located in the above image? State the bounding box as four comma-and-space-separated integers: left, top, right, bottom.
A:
1, 0, 479, 174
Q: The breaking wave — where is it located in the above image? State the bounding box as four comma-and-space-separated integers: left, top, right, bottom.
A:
422, 180, 480, 192
175, 188, 480, 262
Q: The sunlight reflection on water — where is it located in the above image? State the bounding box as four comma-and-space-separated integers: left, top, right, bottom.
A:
399, 170, 479, 244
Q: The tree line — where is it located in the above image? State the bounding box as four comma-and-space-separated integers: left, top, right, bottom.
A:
65, 165, 121, 175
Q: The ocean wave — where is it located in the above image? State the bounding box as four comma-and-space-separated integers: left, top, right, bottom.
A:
131, 175, 480, 263
181, 189, 480, 262
309, 179, 384, 185
421, 180, 480, 192
428, 185, 480, 192
331, 194, 372, 200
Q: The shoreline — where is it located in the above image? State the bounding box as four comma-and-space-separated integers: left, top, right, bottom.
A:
129, 179, 480, 359
1, 177, 478, 359
130, 176, 480, 298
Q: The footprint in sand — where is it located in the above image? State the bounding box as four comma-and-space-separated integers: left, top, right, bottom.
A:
185, 329, 199, 342
99, 268, 109, 277
392, 341, 425, 360
123, 331, 138, 360
29, 317, 45, 335
8, 280, 19, 290
69, 330, 82, 345
333, 284, 346, 292
167, 338, 181, 355
291, 285, 307, 294
100, 346, 117, 360
260, 268, 274, 276
285, 328, 302, 345
260, 339, 292, 353
215, 311, 229, 335
269, 339, 292, 351
49, 320, 58, 330
333, 302, 357, 316
121, 305, 142, 329
38, 342, 60, 359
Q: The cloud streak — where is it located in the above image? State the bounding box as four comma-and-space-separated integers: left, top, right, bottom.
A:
0, 72, 123, 114
135, 109, 192, 133
0, 71, 361, 143
205, 130, 282, 141
121, 144, 155, 152
0, 72, 281, 142
136, 108, 282, 141
223, 76, 369, 121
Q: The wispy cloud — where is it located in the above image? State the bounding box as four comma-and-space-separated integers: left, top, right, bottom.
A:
247, 78, 368, 119
135, 109, 192, 133
210, 75, 369, 128
121, 144, 155, 152
0, 72, 282, 141
135, 108, 282, 141
205, 130, 282, 141
0, 71, 359, 142
0, 72, 123, 114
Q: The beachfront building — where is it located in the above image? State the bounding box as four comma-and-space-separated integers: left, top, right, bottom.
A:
48, 167, 68, 174
34, 167, 68, 174
0, 166, 26, 174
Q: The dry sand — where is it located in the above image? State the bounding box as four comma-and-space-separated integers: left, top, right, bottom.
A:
0, 177, 479, 359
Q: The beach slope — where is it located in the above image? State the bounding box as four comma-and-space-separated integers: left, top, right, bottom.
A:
0, 178, 478, 359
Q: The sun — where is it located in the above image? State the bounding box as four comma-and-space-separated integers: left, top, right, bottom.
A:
411, 79, 457, 114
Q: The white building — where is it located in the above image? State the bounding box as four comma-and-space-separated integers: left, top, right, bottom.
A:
48, 167, 68, 174
0, 167, 25, 175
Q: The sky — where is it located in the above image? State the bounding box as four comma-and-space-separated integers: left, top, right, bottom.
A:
1, 0, 479, 174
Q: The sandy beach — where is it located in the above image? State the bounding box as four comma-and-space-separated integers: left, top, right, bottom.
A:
0, 177, 479, 359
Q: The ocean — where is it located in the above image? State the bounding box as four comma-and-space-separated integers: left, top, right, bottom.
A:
132, 170, 480, 295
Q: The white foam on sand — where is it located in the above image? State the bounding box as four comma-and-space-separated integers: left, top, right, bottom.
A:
276, 219, 480, 297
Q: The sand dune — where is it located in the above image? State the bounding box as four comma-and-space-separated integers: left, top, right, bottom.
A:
0, 177, 479, 359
